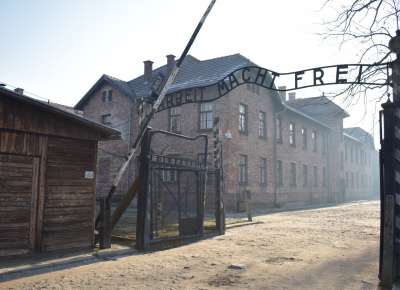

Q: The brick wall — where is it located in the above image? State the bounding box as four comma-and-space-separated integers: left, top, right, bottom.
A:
275, 109, 329, 207
81, 83, 137, 197
79, 80, 378, 210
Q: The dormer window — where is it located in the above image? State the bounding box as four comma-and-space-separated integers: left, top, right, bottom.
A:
101, 114, 112, 125
102, 90, 113, 103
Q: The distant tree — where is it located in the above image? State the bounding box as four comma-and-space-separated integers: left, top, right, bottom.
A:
322, 0, 400, 105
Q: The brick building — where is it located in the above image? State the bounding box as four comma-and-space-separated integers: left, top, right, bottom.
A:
75, 53, 379, 210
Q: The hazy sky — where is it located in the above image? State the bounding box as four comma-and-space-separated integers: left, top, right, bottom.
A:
0, 0, 390, 144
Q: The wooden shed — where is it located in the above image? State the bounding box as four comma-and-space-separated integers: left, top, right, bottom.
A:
0, 87, 120, 257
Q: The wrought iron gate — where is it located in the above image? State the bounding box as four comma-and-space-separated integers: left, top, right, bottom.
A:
149, 153, 206, 239
136, 128, 224, 250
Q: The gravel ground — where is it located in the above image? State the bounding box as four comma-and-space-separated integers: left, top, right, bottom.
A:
0, 200, 380, 290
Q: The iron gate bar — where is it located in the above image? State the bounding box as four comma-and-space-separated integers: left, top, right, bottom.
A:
150, 162, 207, 236
151, 170, 179, 217
149, 170, 202, 240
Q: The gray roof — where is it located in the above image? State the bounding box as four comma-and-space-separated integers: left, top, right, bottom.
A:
76, 54, 254, 108
75, 74, 136, 109
48, 102, 84, 116
287, 96, 350, 121
344, 127, 375, 149
282, 103, 331, 129
1, 86, 121, 140
127, 54, 255, 96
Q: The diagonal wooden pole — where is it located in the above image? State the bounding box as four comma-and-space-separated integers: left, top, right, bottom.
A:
96, 0, 217, 228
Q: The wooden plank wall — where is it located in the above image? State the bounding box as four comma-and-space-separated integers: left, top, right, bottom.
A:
0, 154, 38, 256
0, 130, 97, 255
0, 130, 42, 156
41, 137, 97, 252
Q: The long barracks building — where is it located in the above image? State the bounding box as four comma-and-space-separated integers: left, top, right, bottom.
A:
75, 53, 379, 210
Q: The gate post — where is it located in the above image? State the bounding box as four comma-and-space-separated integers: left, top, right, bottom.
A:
213, 117, 225, 234
379, 30, 400, 286
380, 102, 396, 286
136, 127, 152, 251
98, 197, 111, 249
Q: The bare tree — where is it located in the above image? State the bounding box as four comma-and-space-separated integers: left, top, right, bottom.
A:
322, 0, 400, 108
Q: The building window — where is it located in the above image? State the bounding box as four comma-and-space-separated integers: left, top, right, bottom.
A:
260, 158, 267, 186
239, 104, 248, 134
238, 155, 248, 184
311, 130, 317, 152
322, 167, 327, 187
313, 166, 318, 187
169, 107, 181, 133
276, 160, 283, 187
345, 143, 348, 161
101, 114, 112, 125
290, 162, 297, 187
301, 128, 307, 150
258, 111, 267, 139
289, 122, 296, 146
302, 164, 308, 187
276, 117, 282, 143
345, 172, 349, 188
102, 90, 113, 102
199, 102, 213, 130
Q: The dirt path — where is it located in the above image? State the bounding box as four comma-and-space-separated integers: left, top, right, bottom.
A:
0, 201, 380, 290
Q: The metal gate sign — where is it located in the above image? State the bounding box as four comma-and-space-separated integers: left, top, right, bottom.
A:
157, 63, 390, 111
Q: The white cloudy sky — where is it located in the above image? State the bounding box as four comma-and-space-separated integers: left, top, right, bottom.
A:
0, 0, 393, 145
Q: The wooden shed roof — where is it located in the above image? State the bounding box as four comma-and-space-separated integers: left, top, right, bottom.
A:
0, 86, 121, 140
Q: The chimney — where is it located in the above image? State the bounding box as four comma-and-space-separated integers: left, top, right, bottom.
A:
143, 60, 153, 82
288, 92, 296, 101
14, 88, 24, 95
278, 86, 287, 101
166, 54, 176, 73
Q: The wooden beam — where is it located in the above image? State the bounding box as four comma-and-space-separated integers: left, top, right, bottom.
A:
35, 136, 48, 252
29, 157, 40, 252
91, 142, 98, 248
110, 176, 140, 230
99, 198, 111, 249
